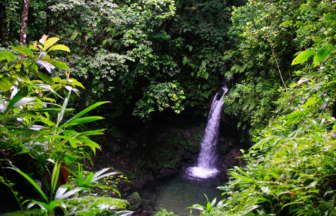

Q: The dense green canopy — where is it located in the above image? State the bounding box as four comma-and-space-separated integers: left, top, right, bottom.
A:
1, 0, 336, 215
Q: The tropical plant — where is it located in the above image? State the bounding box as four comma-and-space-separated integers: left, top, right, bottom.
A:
0, 36, 107, 167
73, 164, 122, 196
189, 194, 224, 216
6, 162, 129, 215
0, 35, 128, 214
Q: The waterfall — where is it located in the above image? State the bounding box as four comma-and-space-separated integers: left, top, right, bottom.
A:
187, 85, 228, 179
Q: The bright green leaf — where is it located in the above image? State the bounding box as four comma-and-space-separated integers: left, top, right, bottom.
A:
43, 37, 60, 51
291, 49, 315, 65
37, 72, 55, 85
47, 45, 70, 53
0, 77, 14, 92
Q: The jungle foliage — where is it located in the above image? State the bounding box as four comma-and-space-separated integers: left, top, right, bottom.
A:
213, 0, 336, 215
2, 0, 336, 215
0, 37, 131, 214
0, 0, 245, 125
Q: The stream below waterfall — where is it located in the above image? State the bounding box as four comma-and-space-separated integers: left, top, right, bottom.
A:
138, 174, 227, 215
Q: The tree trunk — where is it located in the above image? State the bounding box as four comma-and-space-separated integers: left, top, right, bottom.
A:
0, 0, 6, 44
20, 0, 30, 46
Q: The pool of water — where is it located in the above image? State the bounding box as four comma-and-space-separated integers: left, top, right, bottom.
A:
138, 173, 227, 215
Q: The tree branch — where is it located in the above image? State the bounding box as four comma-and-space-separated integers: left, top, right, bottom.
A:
269, 41, 287, 91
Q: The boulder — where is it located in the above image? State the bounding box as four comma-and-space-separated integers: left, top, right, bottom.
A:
127, 192, 142, 210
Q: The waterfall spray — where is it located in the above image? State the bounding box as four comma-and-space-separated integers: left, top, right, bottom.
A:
187, 85, 228, 178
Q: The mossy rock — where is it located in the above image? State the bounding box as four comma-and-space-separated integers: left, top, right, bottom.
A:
127, 191, 142, 210
2, 209, 42, 216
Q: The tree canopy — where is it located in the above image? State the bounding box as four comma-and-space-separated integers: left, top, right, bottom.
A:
1, 0, 336, 215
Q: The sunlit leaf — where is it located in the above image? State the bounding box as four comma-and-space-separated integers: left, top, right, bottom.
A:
37, 72, 55, 85
43, 37, 60, 51
43, 59, 70, 71
291, 49, 314, 65
65, 101, 110, 125
47, 45, 70, 52
11, 46, 33, 58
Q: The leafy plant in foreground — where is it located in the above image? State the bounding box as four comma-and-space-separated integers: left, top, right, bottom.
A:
189, 194, 224, 216
7, 161, 129, 215
0, 35, 129, 215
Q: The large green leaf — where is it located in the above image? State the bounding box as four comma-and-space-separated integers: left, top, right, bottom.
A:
0, 51, 16, 61
291, 49, 315, 65
84, 173, 94, 186
313, 44, 334, 66
64, 101, 110, 125
66, 116, 104, 125
56, 91, 71, 127
8, 166, 48, 203
44, 59, 70, 71
43, 37, 60, 51
37, 72, 55, 85
79, 129, 105, 136
0, 77, 14, 92
32, 108, 74, 113
47, 45, 70, 53
11, 46, 33, 58
51, 162, 61, 196
48, 200, 66, 211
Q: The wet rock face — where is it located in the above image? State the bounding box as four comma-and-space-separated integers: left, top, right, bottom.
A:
127, 192, 142, 210
188, 146, 200, 154
224, 149, 244, 169
226, 157, 238, 167
183, 152, 193, 160
155, 168, 178, 179
218, 144, 228, 155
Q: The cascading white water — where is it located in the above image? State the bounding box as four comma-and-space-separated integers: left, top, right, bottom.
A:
187, 86, 228, 179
